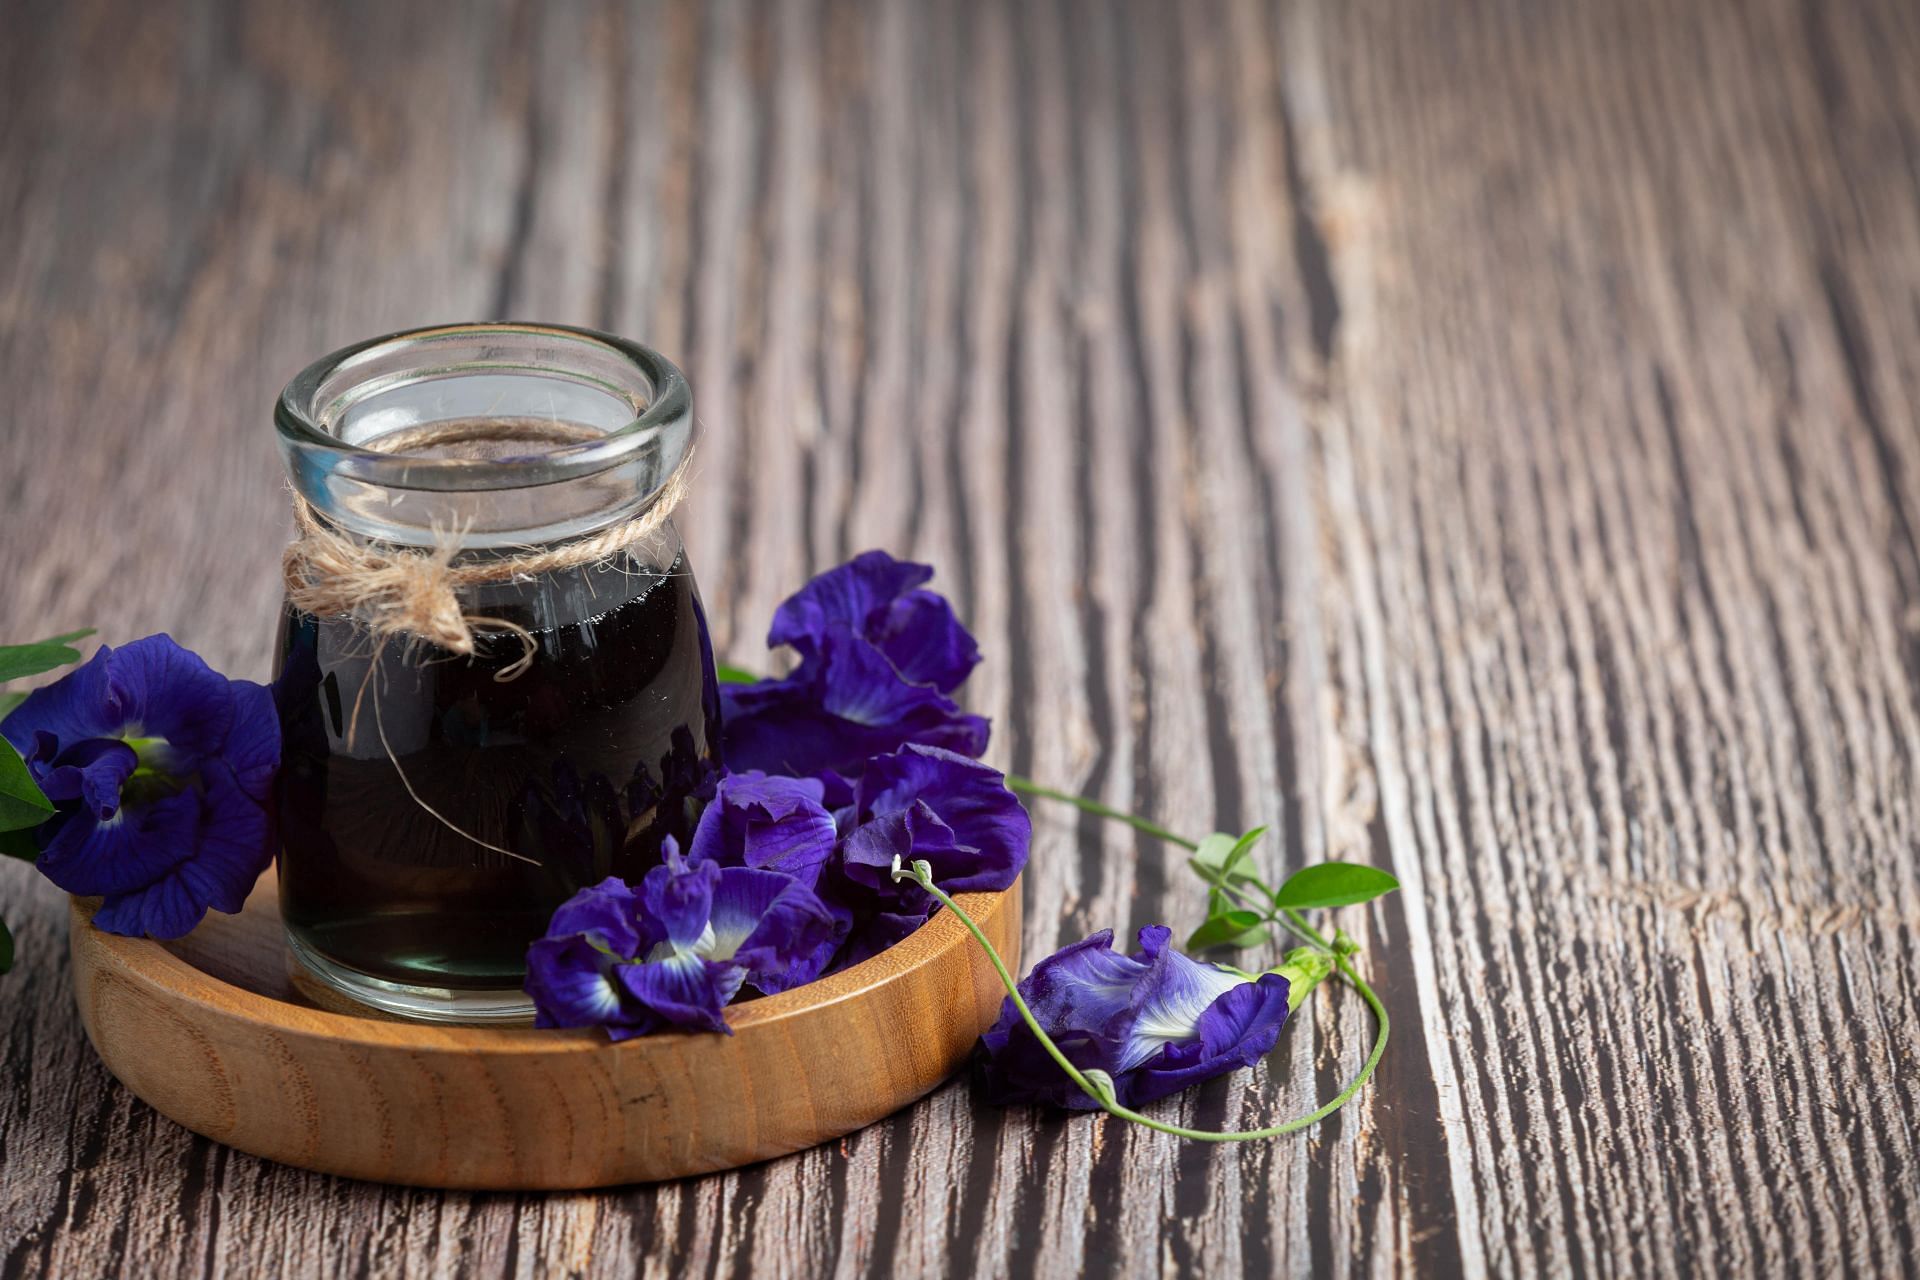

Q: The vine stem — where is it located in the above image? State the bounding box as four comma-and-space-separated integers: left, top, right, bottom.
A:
1004, 776, 1200, 852
895, 859, 1391, 1141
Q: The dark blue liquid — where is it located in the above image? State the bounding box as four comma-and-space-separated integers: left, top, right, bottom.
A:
272, 552, 719, 988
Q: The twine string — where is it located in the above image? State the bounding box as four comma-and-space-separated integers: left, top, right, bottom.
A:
283, 421, 693, 663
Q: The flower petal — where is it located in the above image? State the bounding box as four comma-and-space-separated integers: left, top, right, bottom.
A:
217, 679, 281, 797
766, 550, 934, 663
638, 838, 719, 949
35, 739, 137, 819
872, 589, 980, 692
92, 868, 210, 939
687, 771, 837, 889
704, 867, 843, 993
526, 935, 629, 1029
173, 761, 274, 916
720, 552, 988, 779
1126, 973, 1293, 1107
1116, 927, 1250, 1073
6, 635, 281, 938
35, 785, 199, 899
831, 904, 936, 972
842, 745, 1030, 900
703, 866, 790, 962
978, 929, 1147, 1110
1, 645, 121, 755
814, 631, 947, 726
719, 670, 989, 779
614, 950, 743, 1035
105, 635, 238, 762
544, 876, 646, 960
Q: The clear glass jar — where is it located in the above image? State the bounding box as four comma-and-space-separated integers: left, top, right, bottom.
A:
272, 323, 720, 1023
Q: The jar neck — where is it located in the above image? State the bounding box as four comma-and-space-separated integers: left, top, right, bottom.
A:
277, 324, 693, 551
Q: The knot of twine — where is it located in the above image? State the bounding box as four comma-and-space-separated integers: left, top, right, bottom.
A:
282, 421, 692, 676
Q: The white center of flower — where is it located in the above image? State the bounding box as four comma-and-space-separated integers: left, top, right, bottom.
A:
644, 922, 723, 965
1121, 964, 1246, 1071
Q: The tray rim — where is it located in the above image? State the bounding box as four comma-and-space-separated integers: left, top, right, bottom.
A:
69, 878, 1021, 1054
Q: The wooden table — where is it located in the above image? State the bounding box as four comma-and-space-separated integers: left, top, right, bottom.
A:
4, 1, 1917, 1275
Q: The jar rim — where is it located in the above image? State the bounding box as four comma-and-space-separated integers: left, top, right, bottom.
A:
275, 322, 693, 494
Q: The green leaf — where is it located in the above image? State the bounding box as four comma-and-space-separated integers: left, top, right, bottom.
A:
0, 739, 54, 831
1224, 826, 1267, 875
1190, 833, 1237, 873
1272, 861, 1401, 910
0, 916, 12, 974
33, 629, 95, 647
1190, 825, 1268, 886
0, 628, 94, 684
0, 692, 23, 717
1186, 909, 1270, 951
715, 663, 761, 685
0, 827, 37, 862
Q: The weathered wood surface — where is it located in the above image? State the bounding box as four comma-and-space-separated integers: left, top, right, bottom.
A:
3, 0, 1918, 1275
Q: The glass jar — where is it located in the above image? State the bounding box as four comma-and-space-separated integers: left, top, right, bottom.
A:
272, 323, 720, 1023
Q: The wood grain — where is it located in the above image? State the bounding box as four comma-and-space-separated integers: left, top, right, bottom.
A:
66, 873, 1021, 1190
3, 0, 1919, 1275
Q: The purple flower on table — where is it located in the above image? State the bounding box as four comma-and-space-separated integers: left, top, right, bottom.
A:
2, 636, 280, 940
978, 926, 1296, 1111
828, 744, 1030, 966
719, 552, 989, 778
525, 838, 844, 1038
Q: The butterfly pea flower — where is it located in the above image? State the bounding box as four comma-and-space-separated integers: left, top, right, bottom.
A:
524, 838, 843, 1038
688, 770, 850, 979
688, 770, 838, 891
720, 551, 990, 778
767, 549, 981, 691
978, 925, 1323, 1111
831, 744, 1031, 965
2, 636, 279, 939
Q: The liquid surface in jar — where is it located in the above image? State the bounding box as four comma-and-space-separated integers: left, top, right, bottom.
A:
273, 550, 720, 989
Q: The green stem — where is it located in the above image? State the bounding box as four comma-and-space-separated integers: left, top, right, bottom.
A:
1005, 776, 1200, 852
897, 859, 1389, 1141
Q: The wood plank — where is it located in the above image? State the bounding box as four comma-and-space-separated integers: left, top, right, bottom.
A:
1, 0, 1917, 1274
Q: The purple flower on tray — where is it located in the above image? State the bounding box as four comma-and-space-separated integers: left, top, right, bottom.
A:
720, 551, 989, 778
832, 744, 1031, 965
1, 635, 280, 939
688, 770, 838, 891
525, 837, 844, 1038
978, 926, 1295, 1111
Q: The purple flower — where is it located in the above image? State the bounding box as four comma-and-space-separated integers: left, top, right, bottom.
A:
2, 636, 280, 939
720, 552, 989, 778
825, 744, 1030, 965
768, 550, 980, 691
525, 838, 843, 1038
688, 771, 838, 890
841, 745, 1030, 904
978, 926, 1296, 1110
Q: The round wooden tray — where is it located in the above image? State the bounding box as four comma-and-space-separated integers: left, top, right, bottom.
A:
67, 871, 1021, 1189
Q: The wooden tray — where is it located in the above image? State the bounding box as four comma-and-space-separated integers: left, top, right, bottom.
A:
67, 871, 1021, 1189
